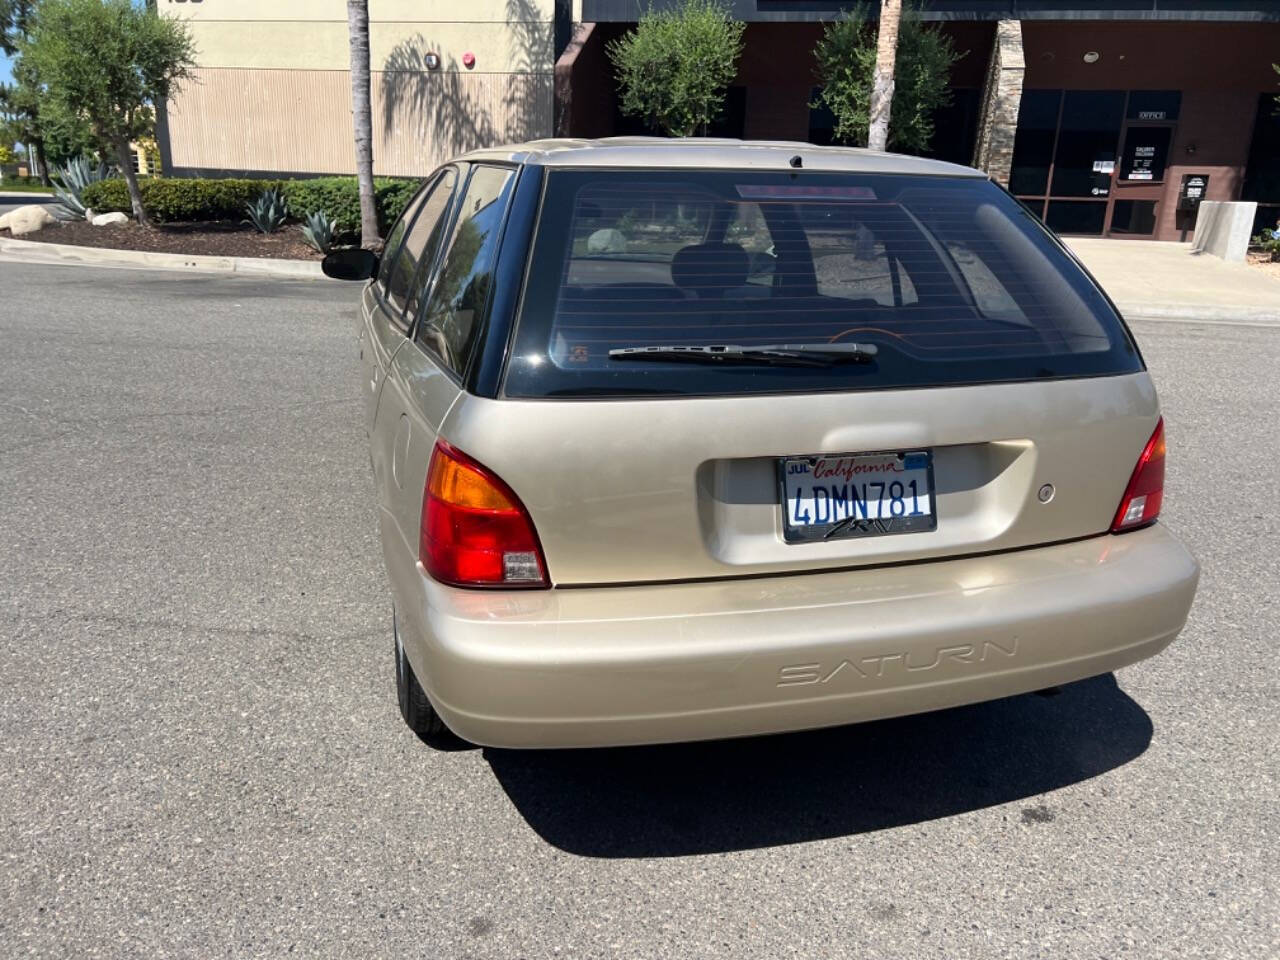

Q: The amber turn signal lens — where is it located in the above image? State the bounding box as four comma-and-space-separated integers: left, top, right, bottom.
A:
420, 441, 549, 588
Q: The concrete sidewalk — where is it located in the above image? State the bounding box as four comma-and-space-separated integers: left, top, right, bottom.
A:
1066, 238, 1280, 323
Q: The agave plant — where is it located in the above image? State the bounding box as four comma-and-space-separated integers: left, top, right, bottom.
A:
52, 156, 112, 221
300, 210, 339, 254
245, 187, 289, 234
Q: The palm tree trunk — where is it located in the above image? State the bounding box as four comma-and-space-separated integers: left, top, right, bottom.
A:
346, 0, 379, 249
114, 136, 150, 226
867, 0, 902, 152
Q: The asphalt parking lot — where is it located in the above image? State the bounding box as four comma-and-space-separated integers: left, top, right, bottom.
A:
0, 194, 56, 218
1, 260, 1276, 958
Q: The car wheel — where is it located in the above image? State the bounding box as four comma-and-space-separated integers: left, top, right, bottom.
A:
394, 609, 462, 747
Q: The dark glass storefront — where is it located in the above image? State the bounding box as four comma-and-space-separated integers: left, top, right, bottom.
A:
1243, 93, 1280, 235
1010, 89, 1181, 237
561, 12, 1280, 242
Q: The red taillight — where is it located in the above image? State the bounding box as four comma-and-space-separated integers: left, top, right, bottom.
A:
1111, 418, 1165, 533
420, 441, 549, 588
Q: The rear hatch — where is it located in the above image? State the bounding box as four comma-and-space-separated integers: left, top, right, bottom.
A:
443, 168, 1154, 586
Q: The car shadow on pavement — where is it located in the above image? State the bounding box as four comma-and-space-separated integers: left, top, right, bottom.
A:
484, 674, 1151, 858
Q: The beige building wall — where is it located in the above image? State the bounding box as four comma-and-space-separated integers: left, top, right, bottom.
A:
158, 0, 555, 177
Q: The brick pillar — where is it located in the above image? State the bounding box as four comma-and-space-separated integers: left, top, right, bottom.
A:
972, 20, 1025, 186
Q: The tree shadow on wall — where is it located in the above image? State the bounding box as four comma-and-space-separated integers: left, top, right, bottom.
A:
379, 0, 554, 163
502, 0, 555, 143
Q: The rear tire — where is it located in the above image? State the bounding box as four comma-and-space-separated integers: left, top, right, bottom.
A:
394, 609, 463, 748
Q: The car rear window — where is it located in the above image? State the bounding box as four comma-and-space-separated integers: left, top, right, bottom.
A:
503, 170, 1141, 398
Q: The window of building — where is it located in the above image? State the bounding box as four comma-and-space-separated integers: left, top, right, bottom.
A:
1242, 93, 1280, 236
1049, 91, 1124, 198
1110, 200, 1158, 236
1119, 126, 1173, 184
808, 88, 836, 147
1008, 89, 1061, 197
1010, 89, 1180, 238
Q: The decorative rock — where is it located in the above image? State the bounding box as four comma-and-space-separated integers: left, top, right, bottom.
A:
84, 208, 95, 222
4, 204, 56, 236
0, 212, 9, 232
92, 212, 129, 227
587, 227, 627, 254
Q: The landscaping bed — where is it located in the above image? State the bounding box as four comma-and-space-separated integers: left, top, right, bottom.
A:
2, 173, 421, 265
3, 219, 322, 260
1247, 251, 1280, 284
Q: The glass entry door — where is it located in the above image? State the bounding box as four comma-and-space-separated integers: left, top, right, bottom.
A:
1109, 124, 1175, 236
1010, 90, 1181, 238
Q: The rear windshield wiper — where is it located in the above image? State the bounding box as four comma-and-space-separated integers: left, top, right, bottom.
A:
608, 343, 879, 367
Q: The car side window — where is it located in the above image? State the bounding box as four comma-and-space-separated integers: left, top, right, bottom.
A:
380, 168, 458, 323
416, 165, 516, 376
375, 179, 431, 297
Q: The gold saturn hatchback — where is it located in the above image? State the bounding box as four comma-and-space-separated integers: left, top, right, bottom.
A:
323, 138, 1199, 749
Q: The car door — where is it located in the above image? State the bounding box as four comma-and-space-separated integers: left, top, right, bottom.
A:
358, 168, 456, 436
372, 164, 520, 604
367, 165, 469, 562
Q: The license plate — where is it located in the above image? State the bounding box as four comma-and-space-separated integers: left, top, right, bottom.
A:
779, 450, 937, 543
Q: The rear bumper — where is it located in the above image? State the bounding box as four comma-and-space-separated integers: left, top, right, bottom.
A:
392, 524, 1198, 748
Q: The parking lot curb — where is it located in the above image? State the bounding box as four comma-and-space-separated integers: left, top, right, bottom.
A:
1116, 302, 1280, 325
0, 234, 328, 280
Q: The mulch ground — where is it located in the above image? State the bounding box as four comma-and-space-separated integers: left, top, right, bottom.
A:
3, 219, 323, 260
1247, 252, 1280, 284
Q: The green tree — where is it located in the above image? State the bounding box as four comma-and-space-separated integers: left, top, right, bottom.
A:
607, 0, 745, 138
22, 0, 195, 225
2, 54, 101, 169
0, 0, 35, 55
1, 1, 44, 181
813, 2, 960, 155
1, 57, 51, 183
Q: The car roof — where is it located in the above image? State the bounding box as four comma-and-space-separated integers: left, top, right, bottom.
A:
456, 137, 987, 178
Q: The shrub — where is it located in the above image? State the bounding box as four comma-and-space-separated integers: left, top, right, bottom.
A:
283, 176, 419, 237
607, 0, 745, 137
81, 175, 420, 233
82, 177, 284, 221
813, 2, 961, 154
374, 178, 419, 233
245, 186, 289, 234
300, 210, 339, 253
1252, 227, 1280, 261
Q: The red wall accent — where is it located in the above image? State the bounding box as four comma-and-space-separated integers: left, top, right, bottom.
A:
1021, 21, 1280, 91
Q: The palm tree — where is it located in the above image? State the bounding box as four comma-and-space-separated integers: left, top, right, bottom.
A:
867, 0, 901, 152
346, 0, 379, 248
